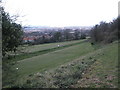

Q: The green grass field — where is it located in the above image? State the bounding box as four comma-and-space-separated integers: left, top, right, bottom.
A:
15, 40, 85, 54
16, 40, 94, 76
6, 39, 86, 61
3, 40, 119, 88
74, 41, 118, 88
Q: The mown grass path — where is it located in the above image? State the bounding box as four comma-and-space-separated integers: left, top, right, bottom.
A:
16, 40, 95, 76
17, 40, 86, 53
8, 40, 86, 61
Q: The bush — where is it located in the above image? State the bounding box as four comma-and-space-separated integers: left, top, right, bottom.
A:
90, 17, 118, 44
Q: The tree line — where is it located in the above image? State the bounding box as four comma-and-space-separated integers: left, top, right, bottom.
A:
90, 17, 119, 44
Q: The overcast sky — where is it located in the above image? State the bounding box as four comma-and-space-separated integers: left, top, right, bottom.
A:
3, 0, 119, 27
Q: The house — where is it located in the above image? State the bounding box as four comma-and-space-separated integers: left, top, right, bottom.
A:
23, 37, 36, 43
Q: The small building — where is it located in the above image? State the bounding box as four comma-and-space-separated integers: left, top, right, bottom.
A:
23, 37, 36, 43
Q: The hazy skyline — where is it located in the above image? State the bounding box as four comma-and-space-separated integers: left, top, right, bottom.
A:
3, 0, 119, 27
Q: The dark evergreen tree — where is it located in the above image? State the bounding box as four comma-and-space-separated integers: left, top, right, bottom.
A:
2, 8, 23, 56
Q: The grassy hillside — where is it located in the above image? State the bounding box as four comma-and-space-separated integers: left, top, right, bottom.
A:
10, 39, 85, 55
3, 40, 119, 88
6, 39, 85, 61
16, 41, 95, 76
74, 41, 118, 88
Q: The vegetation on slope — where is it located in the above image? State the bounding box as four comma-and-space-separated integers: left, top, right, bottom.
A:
74, 41, 118, 88
3, 41, 118, 88
4, 39, 86, 61
15, 41, 94, 76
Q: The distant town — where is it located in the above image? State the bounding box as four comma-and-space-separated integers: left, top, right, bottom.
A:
22, 26, 92, 44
